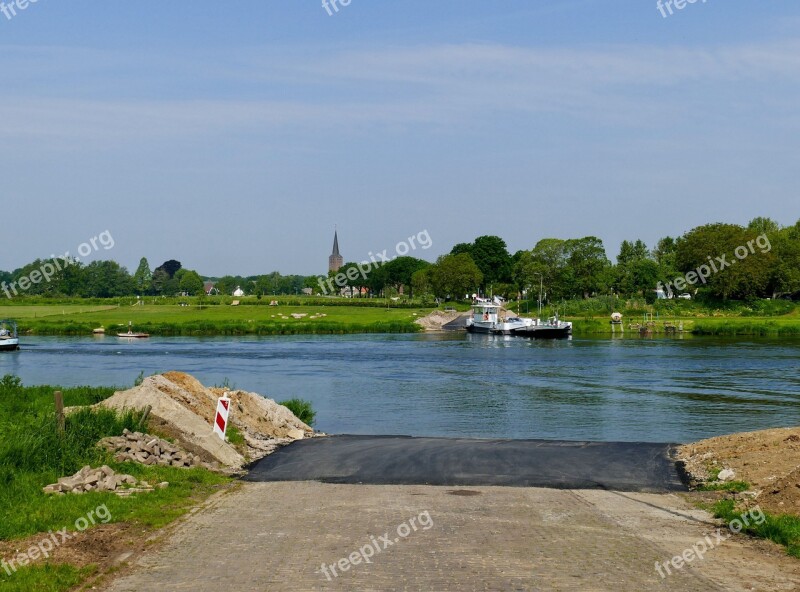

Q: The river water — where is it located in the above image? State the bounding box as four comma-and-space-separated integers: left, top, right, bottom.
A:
2, 334, 799, 443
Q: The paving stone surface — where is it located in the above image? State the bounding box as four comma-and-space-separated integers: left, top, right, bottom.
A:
104, 482, 800, 592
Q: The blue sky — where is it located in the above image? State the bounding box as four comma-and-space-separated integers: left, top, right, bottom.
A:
2, 1, 799, 276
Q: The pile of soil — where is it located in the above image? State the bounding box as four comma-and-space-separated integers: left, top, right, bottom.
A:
678, 426, 800, 515
99, 372, 314, 471
415, 310, 464, 330
762, 466, 800, 513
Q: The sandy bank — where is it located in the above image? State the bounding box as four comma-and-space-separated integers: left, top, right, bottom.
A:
678, 426, 800, 514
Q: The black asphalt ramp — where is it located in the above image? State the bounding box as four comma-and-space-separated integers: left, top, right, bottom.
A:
245, 435, 686, 493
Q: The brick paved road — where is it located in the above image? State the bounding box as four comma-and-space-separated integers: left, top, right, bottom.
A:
104, 483, 800, 592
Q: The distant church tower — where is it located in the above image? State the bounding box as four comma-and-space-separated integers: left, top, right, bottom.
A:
328, 228, 344, 273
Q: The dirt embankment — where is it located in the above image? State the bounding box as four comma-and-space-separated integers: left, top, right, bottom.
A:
415, 309, 464, 330
678, 426, 800, 515
415, 307, 523, 330
99, 372, 315, 471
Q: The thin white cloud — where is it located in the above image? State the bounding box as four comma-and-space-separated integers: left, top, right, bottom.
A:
1, 39, 799, 143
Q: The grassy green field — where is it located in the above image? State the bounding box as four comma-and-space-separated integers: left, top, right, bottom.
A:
3, 298, 800, 337
6, 303, 430, 336
559, 298, 800, 336
0, 375, 232, 591
568, 316, 800, 336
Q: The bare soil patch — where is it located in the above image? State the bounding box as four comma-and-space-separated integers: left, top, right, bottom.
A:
678, 426, 800, 514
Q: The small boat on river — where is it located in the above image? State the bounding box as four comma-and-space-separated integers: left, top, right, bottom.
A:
117, 322, 150, 339
0, 320, 19, 351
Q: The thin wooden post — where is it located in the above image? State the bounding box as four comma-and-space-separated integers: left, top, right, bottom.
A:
137, 405, 152, 430
54, 391, 65, 435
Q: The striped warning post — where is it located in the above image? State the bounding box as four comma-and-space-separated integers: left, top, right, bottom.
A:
213, 395, 231, 441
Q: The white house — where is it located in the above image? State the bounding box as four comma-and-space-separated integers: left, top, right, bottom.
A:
233, 286, 245, 297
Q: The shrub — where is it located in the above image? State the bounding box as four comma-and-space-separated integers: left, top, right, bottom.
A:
279, 398, 316, 426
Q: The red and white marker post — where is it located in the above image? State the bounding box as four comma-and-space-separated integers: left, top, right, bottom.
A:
213, 395, 231, 441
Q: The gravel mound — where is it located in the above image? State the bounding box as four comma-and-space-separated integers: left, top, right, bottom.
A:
99, 372, 314, 471
415, 310, 464, 330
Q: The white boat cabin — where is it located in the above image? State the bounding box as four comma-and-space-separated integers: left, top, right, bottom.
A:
471, 303, 501, 324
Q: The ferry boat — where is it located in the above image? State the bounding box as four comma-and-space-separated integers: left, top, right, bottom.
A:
465, 303, 533, 335
465, 303, 572, 338
0, 320, 19, 351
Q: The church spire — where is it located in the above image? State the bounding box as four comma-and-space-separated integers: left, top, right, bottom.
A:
328, 227, 344, 273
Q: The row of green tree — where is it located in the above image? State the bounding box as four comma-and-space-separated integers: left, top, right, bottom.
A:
2, 217, 799, 301
0, 258, 202, 299
330, 217, 800, 302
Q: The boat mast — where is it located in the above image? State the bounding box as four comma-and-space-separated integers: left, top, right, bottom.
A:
538, 275, 543, 318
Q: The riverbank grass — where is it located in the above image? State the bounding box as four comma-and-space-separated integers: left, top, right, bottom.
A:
9, 303, 429, 336
1, 564, 93, 592
4, 299, 800, 336
713, 500, 800, 558
0, 376, 232, 591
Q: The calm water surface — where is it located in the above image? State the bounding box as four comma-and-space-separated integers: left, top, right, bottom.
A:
2, 334, 799, 443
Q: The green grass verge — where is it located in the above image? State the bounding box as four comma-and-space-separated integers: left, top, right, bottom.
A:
697, 481, 750, 493
0, 375, 232, 590
0, 563, 95, 592
713, 500, 800, 558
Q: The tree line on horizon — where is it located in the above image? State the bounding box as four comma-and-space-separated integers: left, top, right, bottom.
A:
2, 217, 799, 302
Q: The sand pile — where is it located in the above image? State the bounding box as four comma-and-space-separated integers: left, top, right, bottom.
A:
99, 372, 314, 471
415, 310, 464, 330
678, 426, 800, 515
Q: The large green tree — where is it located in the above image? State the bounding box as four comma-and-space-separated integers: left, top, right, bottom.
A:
513, 239, 571, 301
617, 240, 649, 267
151, 268, 170, 295
154, 259, 182, 279
450, 236, 511, 290
80, 261, 134, 298
383, 257, 430, 298
470, 236, 512, 289
179, 270, 204, 296
615, 240, 658, 298
675, 223, 774, 300
429, 253, 483, 300
767, 223, 800, 298
133, 257, 152, 295
565, 237, 611, 298
747, 217, 781, 235
411, 267, 433, 300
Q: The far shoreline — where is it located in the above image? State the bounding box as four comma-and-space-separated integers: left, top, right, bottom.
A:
2, 300, 800, 337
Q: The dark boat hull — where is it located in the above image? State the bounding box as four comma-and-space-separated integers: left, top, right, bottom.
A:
465, 324, 493, 334
512, 326, 571, 339
466, 324, 520, 335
